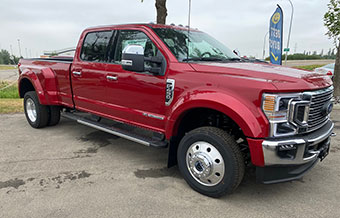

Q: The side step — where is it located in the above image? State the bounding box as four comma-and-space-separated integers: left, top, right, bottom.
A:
62, 112, 168, 148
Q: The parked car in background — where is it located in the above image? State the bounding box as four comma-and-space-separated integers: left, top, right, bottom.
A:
315, 63, 335, 79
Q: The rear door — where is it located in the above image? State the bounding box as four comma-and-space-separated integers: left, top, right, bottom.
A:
71, 30, 114, 114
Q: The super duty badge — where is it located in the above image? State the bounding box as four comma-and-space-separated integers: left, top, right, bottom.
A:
165, 79, 175, 106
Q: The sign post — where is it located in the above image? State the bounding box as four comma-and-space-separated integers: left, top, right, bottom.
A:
269, 5, 283, 65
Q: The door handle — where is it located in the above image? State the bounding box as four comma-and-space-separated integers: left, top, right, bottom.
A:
73, 71, 82, 76
107, 75, 118, 81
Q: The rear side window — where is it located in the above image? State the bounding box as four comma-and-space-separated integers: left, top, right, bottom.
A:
80, 31, 113, 62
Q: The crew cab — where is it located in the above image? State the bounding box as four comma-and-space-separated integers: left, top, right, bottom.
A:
18, 23, 335, 197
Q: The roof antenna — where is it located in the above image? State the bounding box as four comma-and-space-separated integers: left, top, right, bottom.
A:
186, 0, 192, 62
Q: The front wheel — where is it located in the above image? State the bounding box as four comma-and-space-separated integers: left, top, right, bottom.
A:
24, 91, 49, 128
177, 127, 245, 198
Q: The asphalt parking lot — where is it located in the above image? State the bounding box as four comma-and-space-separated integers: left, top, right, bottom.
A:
0, 110, 340, 218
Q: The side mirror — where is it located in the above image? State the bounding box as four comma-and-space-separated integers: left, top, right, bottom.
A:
122, 44, 165, 75
122, 45, 145, 72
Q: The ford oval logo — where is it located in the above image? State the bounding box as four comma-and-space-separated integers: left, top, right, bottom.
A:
322, 102, 333, 116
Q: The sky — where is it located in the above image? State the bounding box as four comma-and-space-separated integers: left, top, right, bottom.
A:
0, 0, 335, 58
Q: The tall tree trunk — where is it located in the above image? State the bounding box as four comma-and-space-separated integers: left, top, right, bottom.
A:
155, 0, 167, 24
334, 40, 340, 98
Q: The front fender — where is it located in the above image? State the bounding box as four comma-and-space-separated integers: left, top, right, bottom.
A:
19, 67, 59, 105
165, 89, 269, 139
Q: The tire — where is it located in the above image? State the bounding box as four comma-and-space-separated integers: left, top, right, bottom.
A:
48, 106, 60, 126
177, 127, 245, 198
24, 91, 49, 128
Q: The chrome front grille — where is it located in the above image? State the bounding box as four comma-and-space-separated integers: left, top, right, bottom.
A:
306, 86, 333, 132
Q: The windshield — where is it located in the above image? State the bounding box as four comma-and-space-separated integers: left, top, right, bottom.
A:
153, 28, 239, 62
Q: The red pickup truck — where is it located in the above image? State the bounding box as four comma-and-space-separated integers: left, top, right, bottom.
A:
18, 23, 335, 197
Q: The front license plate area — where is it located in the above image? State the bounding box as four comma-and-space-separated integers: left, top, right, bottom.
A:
319, 139, 331, 161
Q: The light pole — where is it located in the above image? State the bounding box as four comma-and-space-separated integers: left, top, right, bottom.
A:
17, 39, 22, 57
262, 31, 269, 60
284, 0, 294, 65
10, 45, 13, 56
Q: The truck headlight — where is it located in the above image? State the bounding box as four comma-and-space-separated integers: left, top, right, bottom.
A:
262, 93, 302, 137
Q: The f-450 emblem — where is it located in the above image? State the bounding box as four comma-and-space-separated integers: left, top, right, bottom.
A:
165, 79, 175, 106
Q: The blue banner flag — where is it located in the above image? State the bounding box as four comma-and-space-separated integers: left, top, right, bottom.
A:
269, 5, 283, 65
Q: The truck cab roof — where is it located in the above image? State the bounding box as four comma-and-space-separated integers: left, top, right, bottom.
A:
84, 23, 199, 32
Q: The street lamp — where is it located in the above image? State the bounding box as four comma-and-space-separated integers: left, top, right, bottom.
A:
17, 39, 22, 57
10, 45, 13, 56
284, 0, 294, 65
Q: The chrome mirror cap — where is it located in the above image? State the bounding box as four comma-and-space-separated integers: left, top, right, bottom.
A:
123, 45, 144, 55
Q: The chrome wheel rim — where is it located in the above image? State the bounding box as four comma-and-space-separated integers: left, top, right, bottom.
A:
186, 141, 225, 186
26, 98, 37, 122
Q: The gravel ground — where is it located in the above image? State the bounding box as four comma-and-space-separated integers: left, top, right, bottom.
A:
0, 111, 339, 218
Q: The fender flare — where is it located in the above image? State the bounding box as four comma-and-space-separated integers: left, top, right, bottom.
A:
19, 68, 59, 105
166, 91, 269, 139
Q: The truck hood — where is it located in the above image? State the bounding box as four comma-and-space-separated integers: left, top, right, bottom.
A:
190, 62, 333, 91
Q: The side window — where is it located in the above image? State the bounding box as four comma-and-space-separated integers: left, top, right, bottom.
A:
80, 31, 112, 62
113, 30, 158, 64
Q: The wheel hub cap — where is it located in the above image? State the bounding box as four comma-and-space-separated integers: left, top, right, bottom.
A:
26, 98, 37, 122
186, 141, 225, 186
191, 153, 212, 176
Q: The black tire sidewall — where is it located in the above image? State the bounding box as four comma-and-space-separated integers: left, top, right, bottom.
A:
48, 106, 61, 126
177, 128, 240, 197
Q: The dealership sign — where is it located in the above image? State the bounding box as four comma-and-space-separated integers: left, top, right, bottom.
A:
269, 5, 283, 65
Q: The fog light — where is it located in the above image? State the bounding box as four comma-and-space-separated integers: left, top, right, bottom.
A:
277, 144, 297, 159
278, 144, 297, 151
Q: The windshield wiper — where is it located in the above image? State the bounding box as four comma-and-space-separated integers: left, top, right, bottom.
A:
225, 58, 243, 62
182, 57, 225, 62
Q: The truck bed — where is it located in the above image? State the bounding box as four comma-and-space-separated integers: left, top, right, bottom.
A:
19, 57, 74, 108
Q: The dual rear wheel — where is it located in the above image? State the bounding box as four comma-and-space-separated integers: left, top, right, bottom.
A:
24, 91, 60, 128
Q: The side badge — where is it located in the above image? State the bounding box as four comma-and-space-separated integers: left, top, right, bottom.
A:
165, 79, 175, 106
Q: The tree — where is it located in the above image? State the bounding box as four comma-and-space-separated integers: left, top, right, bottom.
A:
0, 49, 11, 65
11, 55, 20, 64
324, 0, 340, 98
155, 0, 167, 24
0, 49, 20, 65
141, 0, 167, 24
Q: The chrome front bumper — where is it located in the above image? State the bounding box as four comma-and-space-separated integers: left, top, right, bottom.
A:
262, 120, 335, 166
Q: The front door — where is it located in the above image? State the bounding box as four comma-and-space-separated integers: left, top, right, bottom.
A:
105, 29, 167, 131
